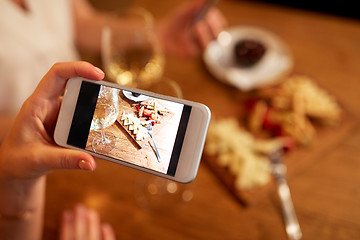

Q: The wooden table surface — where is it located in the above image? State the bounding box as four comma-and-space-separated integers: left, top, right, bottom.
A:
44, 0, 360, 239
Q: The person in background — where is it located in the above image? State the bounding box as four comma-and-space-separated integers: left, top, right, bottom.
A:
0, 62, 116, 240
0, 0, 226, 140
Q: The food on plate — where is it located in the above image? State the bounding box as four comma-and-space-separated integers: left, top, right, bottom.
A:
121, 112, 150, 141
246, 75, 342, 146
234, 39, 266, 67
204, 76, 342, 192
282, 76, 342, 124
205, 118, 285, 190
120, 99, 170, 141
136, 99, 169, 123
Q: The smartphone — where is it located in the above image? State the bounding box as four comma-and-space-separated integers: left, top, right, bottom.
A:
54, 77, 211, 183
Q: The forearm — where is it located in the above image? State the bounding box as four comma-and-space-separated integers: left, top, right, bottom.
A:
0, 115, 14, 143
73, 0, 108, 53
0, 176, 46, 240
0, 62, 103, 240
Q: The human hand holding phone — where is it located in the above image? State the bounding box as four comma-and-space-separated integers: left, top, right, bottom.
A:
0, 61, 106, 240
0, 62, 105, 180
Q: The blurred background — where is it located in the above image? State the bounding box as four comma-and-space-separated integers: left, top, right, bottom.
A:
250, 0, 359, 19
89, 0, 360, 19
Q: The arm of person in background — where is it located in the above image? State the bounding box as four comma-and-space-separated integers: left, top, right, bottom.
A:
0, 61, 115, 240
72, 0, 227, 58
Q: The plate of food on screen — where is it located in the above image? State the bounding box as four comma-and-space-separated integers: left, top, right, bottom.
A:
118, 98, 173, 147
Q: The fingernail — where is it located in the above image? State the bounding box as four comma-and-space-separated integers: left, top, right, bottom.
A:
78, 160, 94, 171
94, 66, 105, 76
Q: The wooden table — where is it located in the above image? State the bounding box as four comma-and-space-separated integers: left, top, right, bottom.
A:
44, 0, 360, 239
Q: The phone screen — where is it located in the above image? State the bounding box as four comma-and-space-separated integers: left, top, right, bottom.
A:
66, 81, 192, 176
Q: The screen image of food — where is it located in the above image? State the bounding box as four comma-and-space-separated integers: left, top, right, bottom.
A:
84, 86, 185, 175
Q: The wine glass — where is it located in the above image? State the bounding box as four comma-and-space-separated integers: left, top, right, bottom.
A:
101, 7, 191, 212
90, 86, 120, 154
101, 7, 164, 88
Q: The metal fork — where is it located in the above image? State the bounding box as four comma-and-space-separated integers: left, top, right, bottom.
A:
269, 149, 302, 240
147, 123, 161, 162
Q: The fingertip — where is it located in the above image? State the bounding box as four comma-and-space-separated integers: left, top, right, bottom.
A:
206, 7, 227, 36
93, 66, 105, 79
78, 160, 95, 171
59, 209, 74, 240
44, 148, 97, 172
73, 61, 105, 81
74, 203, 86, 212
77, 153, 97, 171
101, 222, 116, 240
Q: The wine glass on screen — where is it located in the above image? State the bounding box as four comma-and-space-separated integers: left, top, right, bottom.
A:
90, 86, 120, 154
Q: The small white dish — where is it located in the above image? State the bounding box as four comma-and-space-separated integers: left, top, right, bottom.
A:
203, 26, 293, 91
122, 90, 148, 102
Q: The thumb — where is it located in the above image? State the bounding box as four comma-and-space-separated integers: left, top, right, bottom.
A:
38, 147, 97, 172
34, 61, 105, 100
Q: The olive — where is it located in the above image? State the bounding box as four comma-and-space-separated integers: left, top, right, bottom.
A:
132, 92, 141, 97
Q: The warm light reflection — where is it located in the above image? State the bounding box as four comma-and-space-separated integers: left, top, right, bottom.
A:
182, 190, 194, 202
147, 183, 158, 195
166, 182, 178, 194
84, 190, 111, 210
218, 31, 232, 46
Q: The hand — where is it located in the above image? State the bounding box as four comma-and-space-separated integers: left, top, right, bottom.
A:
0, 61, 105, 180
60, 204, 116, 240
156, 0, 227, 58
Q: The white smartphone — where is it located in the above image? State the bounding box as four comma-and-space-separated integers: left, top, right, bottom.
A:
54, 77, 211, 183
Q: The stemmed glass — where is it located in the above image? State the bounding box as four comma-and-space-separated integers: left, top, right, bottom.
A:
101, 7, 190, 212
101, 7, 183, 96
90, 86, 120, 154
101, 7, 164, 88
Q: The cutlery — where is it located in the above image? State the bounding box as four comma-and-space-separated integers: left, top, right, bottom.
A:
191, 0, 219, 25
147, 123, 161, 162
269, 149, 302, 240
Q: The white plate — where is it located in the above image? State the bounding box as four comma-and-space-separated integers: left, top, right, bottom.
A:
203, 26, 293, 91
122, 90, 149, 102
